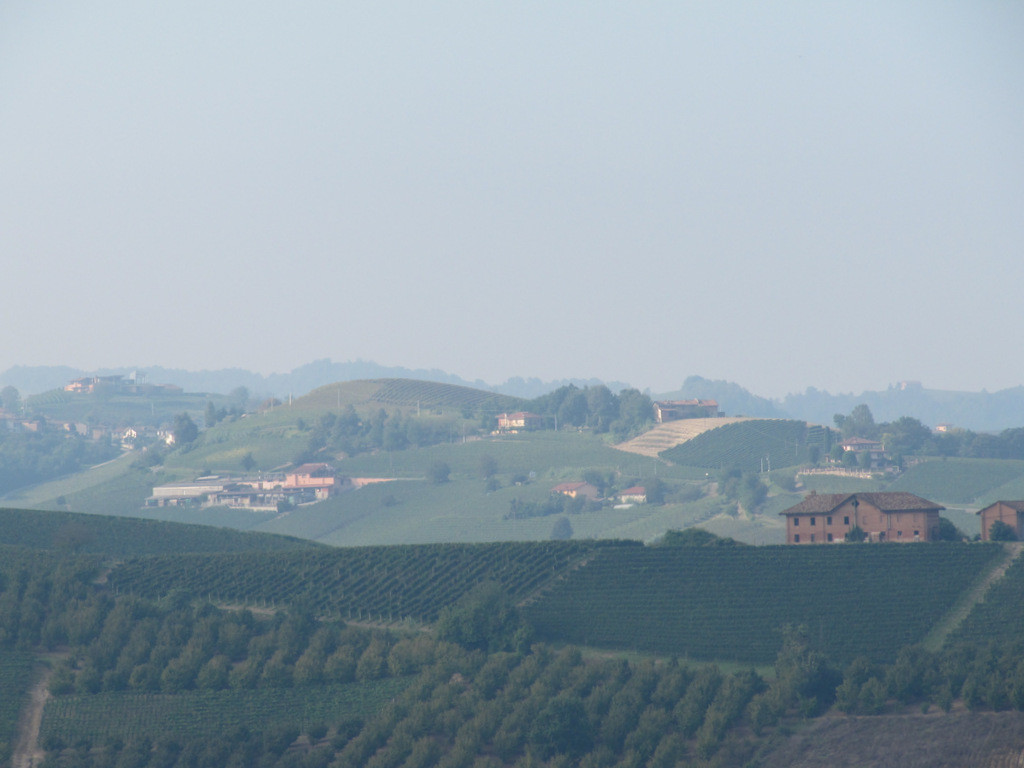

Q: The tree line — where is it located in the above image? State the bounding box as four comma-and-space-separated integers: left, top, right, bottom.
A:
835, 404, 1024, 461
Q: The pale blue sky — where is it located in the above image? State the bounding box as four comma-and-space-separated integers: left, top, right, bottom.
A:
1, 2, 1021, 397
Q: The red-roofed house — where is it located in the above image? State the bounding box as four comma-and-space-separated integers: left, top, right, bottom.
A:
779, 492, 944, 544
976, 500, 1024, 541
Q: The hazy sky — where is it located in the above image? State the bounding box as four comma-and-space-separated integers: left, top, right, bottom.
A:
2, 2, 1021, 398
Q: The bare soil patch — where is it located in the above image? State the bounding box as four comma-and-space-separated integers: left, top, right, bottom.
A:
11, 664, 54, 768
757, 710, 1024, 768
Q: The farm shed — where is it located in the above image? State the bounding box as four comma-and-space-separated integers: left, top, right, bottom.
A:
976, 500, 1024, 541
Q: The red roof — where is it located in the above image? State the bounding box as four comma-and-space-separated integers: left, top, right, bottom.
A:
780, 492, 944, 516
620, 486, 646, 495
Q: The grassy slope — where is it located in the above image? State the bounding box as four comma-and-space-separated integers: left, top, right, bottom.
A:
253, 431, 716, 545
887, 458, 1024, 505
24, 389, 228, 427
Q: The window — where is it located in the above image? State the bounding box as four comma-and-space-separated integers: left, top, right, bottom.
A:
914, 530, 920, 538
897, 530, 902, 538
827, 533, 833, 542
810, 534, 815, 542
844, 516, 850, 525
827, 516, 832, 525
794, 534, 800, 543
810, 517, 816, 526
794, 517, 800, 526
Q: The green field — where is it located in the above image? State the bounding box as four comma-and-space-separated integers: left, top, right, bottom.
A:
39, 678, 408, 744
887, 458, 1024, 505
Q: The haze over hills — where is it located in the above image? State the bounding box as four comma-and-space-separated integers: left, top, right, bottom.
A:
6, 361, 1024, 432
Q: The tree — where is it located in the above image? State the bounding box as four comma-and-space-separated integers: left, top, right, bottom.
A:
204, 401, 224, 428
230, 386, 250, 409
989, 520, 1019, 542
427, 460, 450, 484
845, 525, 867, 543
935, 517, 965, 542
550, 516, 573, 540
661, 528, 739, 547
435, 582, 527, 652
241, 452, 257, 472
172, 413, 198, 446
479, 454, 498, 479
1, 385, 21, 413
840, 404, 877, 439
529, 694, 592, 759
645, 477, 666, 505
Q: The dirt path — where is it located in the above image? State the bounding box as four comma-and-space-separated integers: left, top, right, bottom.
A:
923, 542, 1024, 652
11, 664, 54, 768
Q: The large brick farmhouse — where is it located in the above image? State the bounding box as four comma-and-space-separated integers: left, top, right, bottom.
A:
780, 492, 944, 544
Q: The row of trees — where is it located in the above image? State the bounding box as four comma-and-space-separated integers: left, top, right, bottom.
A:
0, 427, 119, 496
524, 385, 654, 440
12, 544, 1024, 768
835, 404, 1024, 460
294, 406, 461, 464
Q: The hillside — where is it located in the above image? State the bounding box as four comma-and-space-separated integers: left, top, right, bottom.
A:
614, 416, 753, 458
106, 539, 1005, 665
297, 377, 525, 413
15, 381, 1024, 548
6, 522, 1024, 767
0, 507, 316, 556
659, 419, 826, 472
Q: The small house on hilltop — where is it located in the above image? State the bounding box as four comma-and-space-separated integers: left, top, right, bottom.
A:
653, 399, 720, 423
780, 492, 944, 544
840, 437, 886, 467
976, 500, 1024, 541
551, 481, 600, 501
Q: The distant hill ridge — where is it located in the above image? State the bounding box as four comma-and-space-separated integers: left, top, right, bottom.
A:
4, 362, 1024, 431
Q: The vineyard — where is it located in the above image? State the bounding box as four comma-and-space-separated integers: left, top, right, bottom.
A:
367, 378, 523, 413
949, 545, 1024, 645
107, 540, 635, 622
659, 420, 819, 472
104, 537, 1012, 666
0, 507, 316, 556
614, 417, 753, 458
525, 544, 1004, 664
39, 678, 408, 744
0, 650, 35, 763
